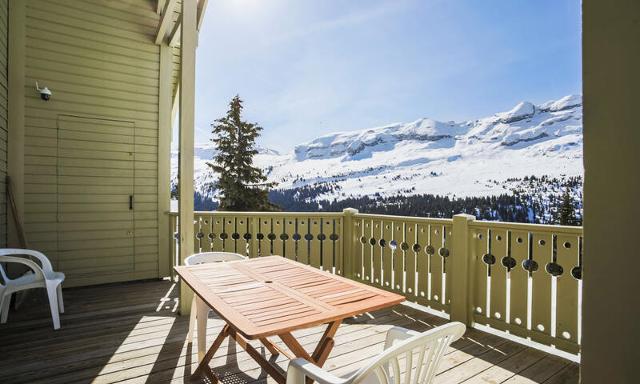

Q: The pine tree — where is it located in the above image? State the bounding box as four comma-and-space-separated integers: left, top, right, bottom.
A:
207, 95, 278, 211
557, 188, 577, 225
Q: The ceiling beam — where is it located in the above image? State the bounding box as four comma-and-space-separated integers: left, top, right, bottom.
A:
156, 0, 166, 15
168, 14, 182, 47
197, 0, 208, 31
155, 0, 178, 45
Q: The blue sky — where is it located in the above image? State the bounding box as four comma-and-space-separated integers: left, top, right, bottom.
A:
191, 0, 581, 152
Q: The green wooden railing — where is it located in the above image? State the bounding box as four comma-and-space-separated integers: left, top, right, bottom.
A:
168, 209, 583, 354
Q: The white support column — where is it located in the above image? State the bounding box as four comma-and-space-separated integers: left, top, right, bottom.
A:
178, 0, 197, 316
157, 43, 173, 278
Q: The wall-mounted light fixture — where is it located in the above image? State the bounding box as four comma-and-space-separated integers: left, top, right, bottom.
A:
36, 81, 52, 101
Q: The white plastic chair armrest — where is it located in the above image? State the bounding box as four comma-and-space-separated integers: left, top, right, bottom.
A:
384, 326, 421, 349
287, 358, 347, 384
0, 249, 55, 273
0, 256, 44, 275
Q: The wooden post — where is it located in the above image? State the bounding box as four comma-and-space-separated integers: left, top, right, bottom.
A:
341, 208, 358, 278
178, 0, 197, 316
449, 214, 475, 326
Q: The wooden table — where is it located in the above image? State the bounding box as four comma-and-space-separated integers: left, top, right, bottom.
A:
174, 256, 405, 383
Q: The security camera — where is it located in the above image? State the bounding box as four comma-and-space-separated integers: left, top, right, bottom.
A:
36, 82, 52, 101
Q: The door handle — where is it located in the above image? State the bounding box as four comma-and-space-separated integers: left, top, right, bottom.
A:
129, 195, 133, 210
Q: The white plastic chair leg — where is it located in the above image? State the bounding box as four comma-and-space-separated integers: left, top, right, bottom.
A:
46, 283, 61, 330
196, 296, 209, 362
1, 292, 11, 324
57, 285, 64, 313
187, 295, 197, 343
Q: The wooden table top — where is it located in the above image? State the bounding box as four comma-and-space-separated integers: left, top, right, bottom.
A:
175, 256, 405, 339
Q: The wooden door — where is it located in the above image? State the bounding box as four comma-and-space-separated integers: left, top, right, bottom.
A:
56, 115, 136, 284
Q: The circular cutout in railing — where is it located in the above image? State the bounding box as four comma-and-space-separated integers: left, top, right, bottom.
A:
267, 233, 276, 241
502, 256, 517, 269
401, 242, 410, 251
477, 233, 483, 240
571, 266, 582, 280
389, 240, 398, 250
304, 233, 314, 241
536, 324, 545, 332
204, 220, 209, 225
369, 237, 377, 246
439, 247, 450, 258
231, 232, 240, 240
562, 331, 572, 339
280, 233, 289, 241
293, 233, 301, 241
220, 232, 228, 240
243, 233, 252, 240
563, 241, 572, 249
360, 236, 367, 244
538, 239, 546, 246
412, 243, 421, 252
516, 237, 524, 244
317, 233, 326, 241
208, 233, 215, 240
379, 239, 386, 247
514, 317, 522, 325
425, 245, 435, 255
173, 232, 180, 240
522, 259, 539, 272
545, 262, 563, 276
256, 233, 264, 240
496, 235, 502, 241
196, 232, 204, 239
482, 253, 496, 265
329, 233, 339, 241
475, 306, 482, 314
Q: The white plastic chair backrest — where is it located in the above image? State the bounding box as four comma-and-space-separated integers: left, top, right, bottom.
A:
184, 252, 246, 266
0, 249, 54, 283
352, 322, 466, 384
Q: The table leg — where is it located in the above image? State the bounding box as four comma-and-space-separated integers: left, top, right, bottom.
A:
193, 324, 231, 380
279, 320, 342, 365
231, 330, 287, 384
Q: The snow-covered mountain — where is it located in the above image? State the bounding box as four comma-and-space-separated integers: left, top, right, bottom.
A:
172, 95, 583, 202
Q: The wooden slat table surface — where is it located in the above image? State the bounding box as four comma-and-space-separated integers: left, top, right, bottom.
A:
175, 256, 405, 340
175, 256, 405, 383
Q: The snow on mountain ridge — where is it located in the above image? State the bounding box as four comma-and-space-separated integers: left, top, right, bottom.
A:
173, 94, 583, 202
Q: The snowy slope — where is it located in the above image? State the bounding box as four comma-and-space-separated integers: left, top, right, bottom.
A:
172, 95, 583, 201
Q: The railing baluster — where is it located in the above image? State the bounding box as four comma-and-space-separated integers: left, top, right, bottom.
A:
509, 230, 530, 337
490, 229, 508, 321
531, 232, 553, 341
556, 233, 581, 350
382, 220, 393, 289
416, 223, 429, 302
393, 221, 405, 293
284, 217, 296, 260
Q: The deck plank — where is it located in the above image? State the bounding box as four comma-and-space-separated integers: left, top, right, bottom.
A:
0, 279, 579, 384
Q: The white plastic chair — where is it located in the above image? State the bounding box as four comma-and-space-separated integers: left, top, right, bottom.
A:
184, 252, 246, 343
0, 249, 65, 330
287, 322, 466, 384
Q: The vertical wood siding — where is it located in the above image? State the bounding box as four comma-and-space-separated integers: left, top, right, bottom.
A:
23, 0, 163, 286
0, 0, 7, 247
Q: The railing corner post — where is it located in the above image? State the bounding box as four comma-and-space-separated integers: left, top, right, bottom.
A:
342, 208, 359, 278
450, 213, 475, 326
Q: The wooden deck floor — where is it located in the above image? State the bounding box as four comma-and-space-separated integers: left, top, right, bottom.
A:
0, 280, 578, 384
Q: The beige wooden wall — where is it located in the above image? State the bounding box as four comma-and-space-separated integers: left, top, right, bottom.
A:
21, 0, 167, 286
0, 0, 7, 248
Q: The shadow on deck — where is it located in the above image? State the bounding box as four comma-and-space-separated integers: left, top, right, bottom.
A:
0, 280, 578, 384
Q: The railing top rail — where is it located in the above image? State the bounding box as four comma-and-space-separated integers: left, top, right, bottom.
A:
353, 212, 453, 224
469, 219, 583, 235
168, 211, 345, 218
